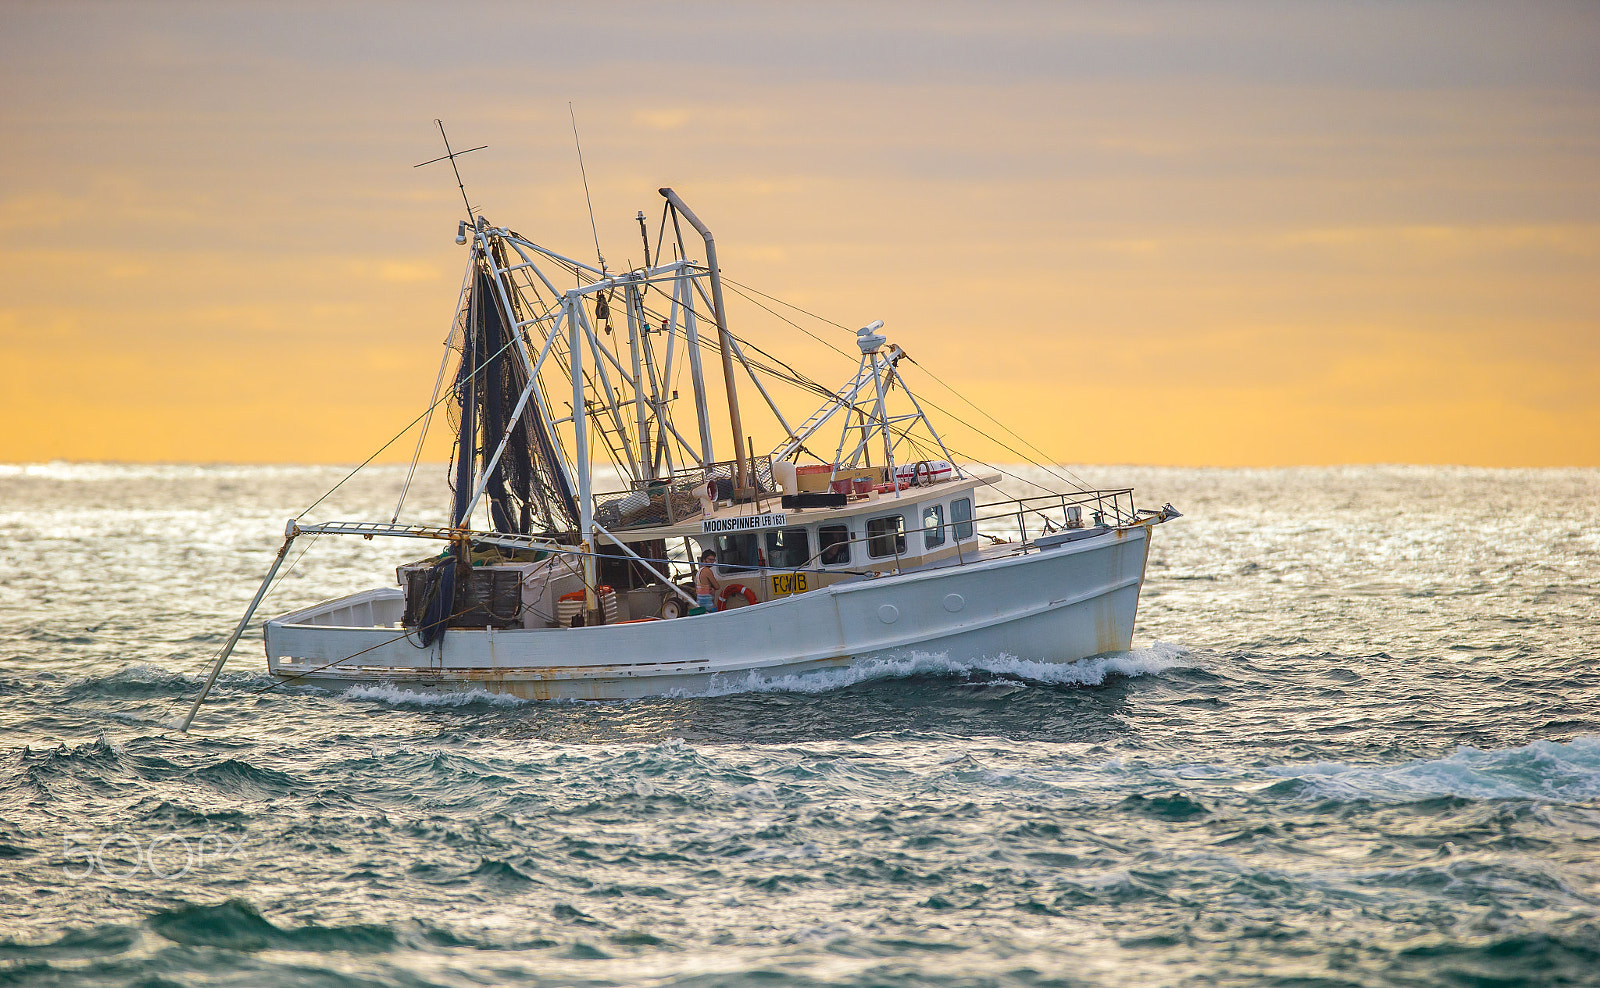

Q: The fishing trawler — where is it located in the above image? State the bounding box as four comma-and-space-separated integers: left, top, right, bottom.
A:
183, 178, 1179, 722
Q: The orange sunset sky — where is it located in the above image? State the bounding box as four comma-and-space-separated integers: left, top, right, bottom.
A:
2, 1, 1597, 467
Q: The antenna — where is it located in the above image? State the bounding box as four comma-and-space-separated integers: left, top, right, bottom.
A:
414, 119, 486, 223
636, 210, 651, 268
568, 102, 605, 272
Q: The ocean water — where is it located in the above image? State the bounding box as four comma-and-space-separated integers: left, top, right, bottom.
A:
2, 463, 1598, 987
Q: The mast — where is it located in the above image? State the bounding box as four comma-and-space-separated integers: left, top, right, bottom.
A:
567, 293, 598, 621
450, 246, 480, 528
624, 277, 653, 480
660, 188, 749, 497
679, 268, 715, 466
636, 284, 669, 475
867, 344, 897, 496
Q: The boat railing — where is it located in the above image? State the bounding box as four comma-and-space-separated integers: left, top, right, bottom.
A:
708, 488, 1144, 579
976, 488, 1139, 545
592, 456, 778, 531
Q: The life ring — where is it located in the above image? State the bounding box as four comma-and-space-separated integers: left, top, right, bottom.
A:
915, 460, 932, 486
717, 583, 758, 610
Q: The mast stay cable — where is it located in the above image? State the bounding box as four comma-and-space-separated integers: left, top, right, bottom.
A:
718, 274, 1095, 492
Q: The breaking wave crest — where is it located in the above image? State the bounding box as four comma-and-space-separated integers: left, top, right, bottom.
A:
337, 683, 537, 707
331, 643, 1193, 706
678, 642, 1195, 698
64, 663, 200, 694
1264, 735, 1600, 804
64, 663, 278, 699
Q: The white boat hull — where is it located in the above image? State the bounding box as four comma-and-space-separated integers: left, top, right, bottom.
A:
264, 524, 1154, 700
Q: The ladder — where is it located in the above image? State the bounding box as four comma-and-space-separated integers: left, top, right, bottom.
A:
769, 364, 873, 462
769, 349, 902, 462
584, 397, 638, 482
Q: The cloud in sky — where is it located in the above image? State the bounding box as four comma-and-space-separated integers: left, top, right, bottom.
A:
0, 0, 1596, 465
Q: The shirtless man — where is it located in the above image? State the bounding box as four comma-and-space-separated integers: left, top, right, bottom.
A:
695, 550, 721, 612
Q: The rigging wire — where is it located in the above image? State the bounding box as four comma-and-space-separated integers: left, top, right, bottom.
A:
248, 598, 484, 695
295, 331, 525, 522
491, 227, 1096, 492
889, 381, 1091, 493
497, 248, 838, 413
635, 278, 1062, 484
721, 280, 858, 364
902, 358, 1095, 492
872, 409, 1077, 500
538, 251, 838, 404
640, 287, 838, 402
568, 103, 605, 272
393, 297, 463, 523
718, 273, 1095, 492
720, 275, 854, 332
307, 225, 1099, 528
665, 282, 1090, 491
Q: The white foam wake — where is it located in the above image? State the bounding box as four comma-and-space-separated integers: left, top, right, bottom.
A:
671, 641, 1194, 698
338, 683, 538, 707
1265, 735, 1600, 803
330, 643, 1193, 706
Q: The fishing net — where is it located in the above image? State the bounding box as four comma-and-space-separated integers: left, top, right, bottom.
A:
444, 254, 578, 535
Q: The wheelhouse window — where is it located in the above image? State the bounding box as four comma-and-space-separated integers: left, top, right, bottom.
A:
818, 525, 851, 566
713, 533, 761, 573
922, 504, 945, 549
764, 527, 810, 569
866, 515, 906, 559
951, 498, 974, 541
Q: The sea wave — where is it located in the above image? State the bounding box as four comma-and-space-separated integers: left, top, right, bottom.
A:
148, 899, 395, 953
1263, 735, 1600, 804
63, 663, 278, 698
329, 644, 1193, 707
6, 463, 1597, 986
680, 642, 1195, 698
64, 663, 201, 693
338, 683, 539, 707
